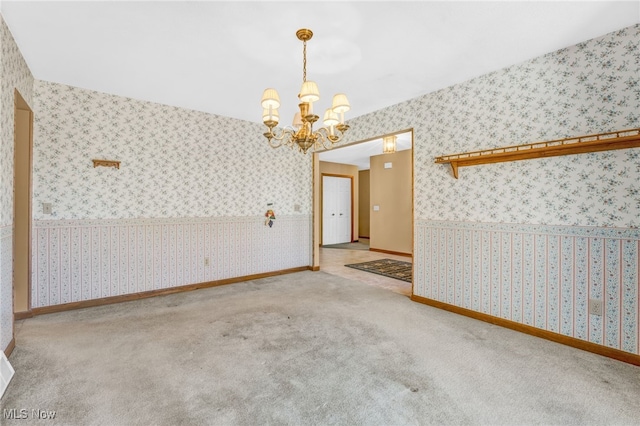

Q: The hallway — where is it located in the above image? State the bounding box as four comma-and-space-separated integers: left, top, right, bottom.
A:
319, 240, 412, 296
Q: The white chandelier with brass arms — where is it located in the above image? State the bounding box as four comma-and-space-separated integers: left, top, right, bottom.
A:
261, 28, 351, 154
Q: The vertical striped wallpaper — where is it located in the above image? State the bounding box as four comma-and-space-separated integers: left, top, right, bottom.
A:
415, 220, 639, 355
31, 215, 311, 308
1, 226, 13, 351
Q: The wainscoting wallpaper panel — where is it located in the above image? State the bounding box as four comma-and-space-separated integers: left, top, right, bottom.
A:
32, 80, 312, 220
415, 220, 640, 355
31, 216, 310, 308
1, 226, 13, 351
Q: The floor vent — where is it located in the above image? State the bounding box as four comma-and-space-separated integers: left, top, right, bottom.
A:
0, 351, 15, 399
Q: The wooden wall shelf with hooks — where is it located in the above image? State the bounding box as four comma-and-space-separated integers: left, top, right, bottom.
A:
92, 159, 121, 169
434, 128, 640, 179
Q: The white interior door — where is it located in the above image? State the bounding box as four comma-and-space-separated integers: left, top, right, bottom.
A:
323, 176, 351, 245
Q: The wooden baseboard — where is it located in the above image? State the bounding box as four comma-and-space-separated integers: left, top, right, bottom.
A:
30, 266, 310, 317
310, 266, 320, 271
358, 236, 370, 239
411, 295, 640, 366
369, 248, 412, 258
14, 310, 34, 320
4, 337, 15, 357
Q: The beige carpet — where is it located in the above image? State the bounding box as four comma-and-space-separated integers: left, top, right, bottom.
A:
2, 271, 639, 425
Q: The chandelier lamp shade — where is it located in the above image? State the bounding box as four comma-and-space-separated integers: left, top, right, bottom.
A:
261, 28, 351, 154
383, 135, 397, 154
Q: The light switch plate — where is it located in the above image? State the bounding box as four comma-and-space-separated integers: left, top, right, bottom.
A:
589, 298, 603, 316
43, 203, 52, 215
384, 162, 392, 169
373, 205, 380, 211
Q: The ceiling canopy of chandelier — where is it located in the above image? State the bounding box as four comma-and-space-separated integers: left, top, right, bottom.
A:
261, 28, 351, 154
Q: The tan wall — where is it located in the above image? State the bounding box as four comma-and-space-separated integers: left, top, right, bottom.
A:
319, 161, 359, 244
358, 170, 370, 238
313, 154, 320, 268
369, 150, 412, 254
14, 104, 32, 313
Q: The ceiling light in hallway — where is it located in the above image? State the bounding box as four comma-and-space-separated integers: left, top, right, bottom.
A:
383, 135, 397, 154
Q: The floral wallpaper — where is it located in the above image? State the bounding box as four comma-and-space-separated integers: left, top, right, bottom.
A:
0, 15, 34, 352
1, 16, 34, 226
343, 24, 640, 229
32, 81, 312, 220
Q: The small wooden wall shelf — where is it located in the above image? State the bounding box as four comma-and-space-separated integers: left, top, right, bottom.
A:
435, 128, 640, 179
92, 159, 120, 169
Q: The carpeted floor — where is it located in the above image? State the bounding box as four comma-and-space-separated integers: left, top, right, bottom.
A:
345, 258, 412, 282
2, 271, 639, 425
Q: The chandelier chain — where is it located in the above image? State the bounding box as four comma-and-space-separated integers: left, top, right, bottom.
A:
261, 28, 350, 154
302, 40, 307, 82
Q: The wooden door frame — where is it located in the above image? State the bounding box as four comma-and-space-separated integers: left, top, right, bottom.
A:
13, 89, 33, 320
312, 128, 414, 276
320, 173, 354, 246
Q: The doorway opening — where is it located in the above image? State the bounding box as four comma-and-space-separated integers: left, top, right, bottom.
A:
13, 90, 33, 318
312, 129, 414, 296
321, 174, 353, 246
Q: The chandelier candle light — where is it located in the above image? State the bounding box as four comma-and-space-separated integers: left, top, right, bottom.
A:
261, 29, 351, 154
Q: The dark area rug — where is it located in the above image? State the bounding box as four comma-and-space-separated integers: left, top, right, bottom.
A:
323, 241, 370, 250
345, 258, 412, 282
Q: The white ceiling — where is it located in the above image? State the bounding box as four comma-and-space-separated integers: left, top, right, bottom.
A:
2, 1, 638, 129
319, 131, 413, 170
